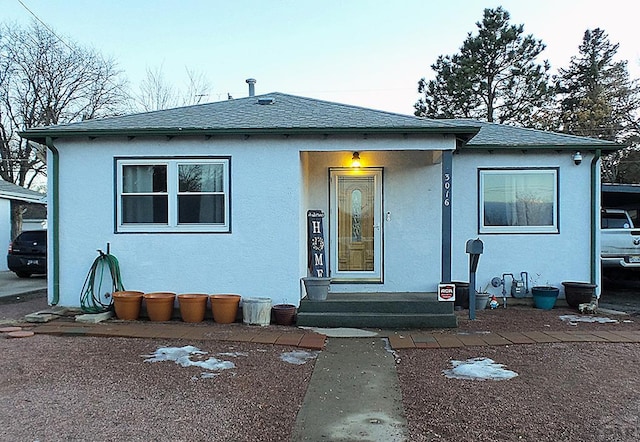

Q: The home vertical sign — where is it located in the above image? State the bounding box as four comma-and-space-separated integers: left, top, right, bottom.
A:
307, 210, 327, 277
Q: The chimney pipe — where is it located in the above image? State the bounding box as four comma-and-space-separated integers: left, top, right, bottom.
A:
246, 78, 256, 97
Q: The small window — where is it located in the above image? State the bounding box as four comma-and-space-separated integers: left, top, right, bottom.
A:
479, 169, 558, 234
116, 158, 230, 233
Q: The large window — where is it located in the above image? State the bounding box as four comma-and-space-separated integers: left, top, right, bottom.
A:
116, 158, 230, 233
479, 169, 558, 234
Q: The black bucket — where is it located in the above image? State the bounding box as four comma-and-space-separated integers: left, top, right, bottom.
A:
443, 281, 470, 309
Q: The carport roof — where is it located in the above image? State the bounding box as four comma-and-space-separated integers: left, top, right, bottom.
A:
19, 92, 621, 151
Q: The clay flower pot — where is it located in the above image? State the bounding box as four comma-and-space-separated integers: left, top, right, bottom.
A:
178, 294, 209, 323
272, 304, 296, 326
143, 292, 176, 321
112, 291, 144, 320
209, 294, 241, 324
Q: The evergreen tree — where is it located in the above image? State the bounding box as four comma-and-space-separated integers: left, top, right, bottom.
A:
414, 7, 552, 125
556, 28, 640, 143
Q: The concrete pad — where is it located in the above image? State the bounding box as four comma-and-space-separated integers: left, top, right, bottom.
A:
480, 333, 513, 346
433, 335, 464, 348
24, 312, 59, 323
275, 334, 304, 346
522, 331, 560, 343
457, 334, 489, 346
75, 311, 113, 324
299, 326, 379, 338
498, 332, 535, 344
596, 308, 629, 316
388, 334, 415, 349
298, 334, 326, 350
292, 338, 406, 441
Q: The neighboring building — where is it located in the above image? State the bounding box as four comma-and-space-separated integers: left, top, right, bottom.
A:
20, 92, 618, 314
0, 179, 47, 271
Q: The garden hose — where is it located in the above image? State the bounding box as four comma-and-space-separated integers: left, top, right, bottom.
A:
80, 249, 125, 313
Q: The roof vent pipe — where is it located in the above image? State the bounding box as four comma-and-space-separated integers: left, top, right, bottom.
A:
246, 78, 256, 97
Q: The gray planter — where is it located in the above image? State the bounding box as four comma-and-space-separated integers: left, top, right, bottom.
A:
475, 293, 490, 310
302, 277, 331, 301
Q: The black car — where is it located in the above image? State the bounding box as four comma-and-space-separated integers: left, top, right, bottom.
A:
7, 230, 47, 278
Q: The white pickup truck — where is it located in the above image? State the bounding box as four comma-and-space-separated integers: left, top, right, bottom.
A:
601, 208, 640, 268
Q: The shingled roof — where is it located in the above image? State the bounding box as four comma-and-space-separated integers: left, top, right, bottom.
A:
19, 92, 620, 151
448, 119, 619, 150
0, 179, 46, 203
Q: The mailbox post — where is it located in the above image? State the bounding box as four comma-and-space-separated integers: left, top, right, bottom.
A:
466, 238, 484, 320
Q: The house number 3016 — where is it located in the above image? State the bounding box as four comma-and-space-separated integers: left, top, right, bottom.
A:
443, 173, 451, 207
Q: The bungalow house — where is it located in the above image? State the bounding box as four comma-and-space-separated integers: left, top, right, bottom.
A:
0, 179, 46, 271
19, 92, 618, 326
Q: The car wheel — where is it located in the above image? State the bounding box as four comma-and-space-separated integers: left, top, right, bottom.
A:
15, 272, 31, 278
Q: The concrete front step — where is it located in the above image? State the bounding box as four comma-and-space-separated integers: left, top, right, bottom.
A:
296, 292, 457, 328
300, 299, 453, 314
296, 312, 457, 328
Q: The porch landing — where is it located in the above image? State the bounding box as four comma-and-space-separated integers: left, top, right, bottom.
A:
296, 292, 457, 329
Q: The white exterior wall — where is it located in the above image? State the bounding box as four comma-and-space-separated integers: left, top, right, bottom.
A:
0, 198, 10, 271
50, 132, 597, 306
451, 150, 597, 298
50, 133, 455, 307
303, 148, 447, 293
51, 136, 303, 307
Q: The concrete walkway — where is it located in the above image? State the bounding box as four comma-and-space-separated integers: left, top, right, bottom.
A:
0, 271, 46, 303
292, 337, 406, 442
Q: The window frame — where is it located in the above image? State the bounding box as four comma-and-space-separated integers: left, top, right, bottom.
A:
478, 168, 559, 234
115, 156, 231, 233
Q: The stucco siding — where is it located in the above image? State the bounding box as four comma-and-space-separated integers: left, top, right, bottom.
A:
451, 150, 596, 297
304, 150, 444, 293
51, 137, 303, 307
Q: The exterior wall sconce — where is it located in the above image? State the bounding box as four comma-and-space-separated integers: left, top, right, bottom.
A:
572, 151, 583, 165
351, 151, 361, 168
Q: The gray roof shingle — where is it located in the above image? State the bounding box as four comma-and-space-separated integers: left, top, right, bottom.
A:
19, 92, 620, 150
448, 119, 619, 149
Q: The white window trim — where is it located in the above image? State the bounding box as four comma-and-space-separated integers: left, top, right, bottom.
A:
116, 157, 230, 233
479, 168, 558, 234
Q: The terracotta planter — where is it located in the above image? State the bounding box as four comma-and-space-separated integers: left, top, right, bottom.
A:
273, 304, 296, 326
178, 294, 209, 323
143, 292, 176, 321
112, 291, 144, 320
210, 294, 241, 324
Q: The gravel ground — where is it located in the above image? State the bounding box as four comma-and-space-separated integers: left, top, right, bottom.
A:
0, 334, 315, 441
396, 306, 640, 442
2, 296, 640, 441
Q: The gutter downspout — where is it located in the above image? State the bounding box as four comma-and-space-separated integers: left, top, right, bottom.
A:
45, 137, 59, 305
591, 149, 601, 291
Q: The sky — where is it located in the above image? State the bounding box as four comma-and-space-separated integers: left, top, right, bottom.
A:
4, 0, 640, 115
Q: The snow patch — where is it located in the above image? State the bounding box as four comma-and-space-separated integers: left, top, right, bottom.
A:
559, 315, 618, 324
280, 350, 319, 365
443, 357, 518, 381
142, 345, 235, 378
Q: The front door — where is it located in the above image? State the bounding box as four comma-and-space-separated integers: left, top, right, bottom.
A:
329, 168, 383, 282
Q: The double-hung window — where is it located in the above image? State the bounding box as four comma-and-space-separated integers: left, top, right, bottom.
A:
479, 168, 558, 234
116, 157, 230, 233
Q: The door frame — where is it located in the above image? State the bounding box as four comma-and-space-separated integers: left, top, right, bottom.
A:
328, 167, 384, 283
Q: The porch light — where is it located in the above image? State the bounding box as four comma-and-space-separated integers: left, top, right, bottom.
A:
351, 152, 361, 168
